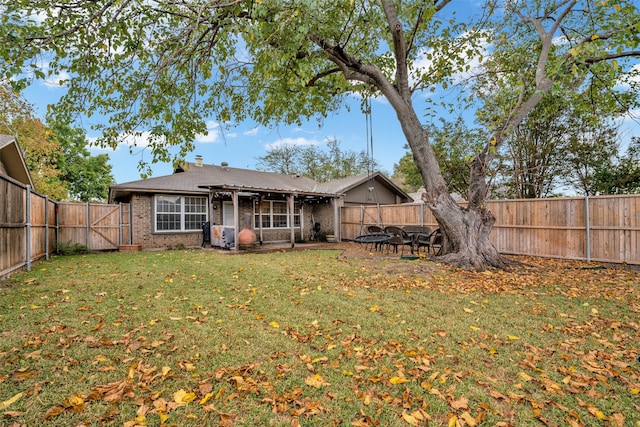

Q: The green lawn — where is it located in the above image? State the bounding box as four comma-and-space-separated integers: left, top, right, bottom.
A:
1, 249, 639, 426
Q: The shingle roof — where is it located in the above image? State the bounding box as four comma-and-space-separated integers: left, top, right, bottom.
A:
109, 163, 410, 203
109, 163, 338, 201
315, 172, 410, 200
0, 134, 34, 187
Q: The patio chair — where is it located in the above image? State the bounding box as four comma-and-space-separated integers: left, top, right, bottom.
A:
310, 222, 321, 241
384, 226, 414, 256
201, 221, 211, 247
404, 226, 432, 252
363, 225, 385, 250
366, 225, 384, 234
418, 228, 443, 255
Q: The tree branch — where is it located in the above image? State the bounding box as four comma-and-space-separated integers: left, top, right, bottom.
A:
380, 0, 411, 103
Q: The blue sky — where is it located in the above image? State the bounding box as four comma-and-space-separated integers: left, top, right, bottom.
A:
23, 79, 416, 184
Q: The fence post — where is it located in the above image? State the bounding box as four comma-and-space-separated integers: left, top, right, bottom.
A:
55, 203, 59, 254
119, 203, 123, 246
45, 196, 49, 260
585, 196, 591, 263
25, 185, 31, 271
86, 202, 90, 250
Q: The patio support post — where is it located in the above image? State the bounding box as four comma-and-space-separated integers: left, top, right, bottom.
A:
300, 204, 304, 243
129, 202, 133, 245
118, 202, 123, 246
232, 190, 239, 252
258, 195, 264, 245
288, 194, 295, 248
333, 198, 341, 242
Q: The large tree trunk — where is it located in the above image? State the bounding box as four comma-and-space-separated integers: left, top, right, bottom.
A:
370, 1, 508, 271
397, 102, 507, 270
427, 191, 507, 270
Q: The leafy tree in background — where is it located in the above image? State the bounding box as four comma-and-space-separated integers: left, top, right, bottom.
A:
2, 1, 639, 269
12, 116, 69, 200
497, 95, 620, 199
1, 82, 114, 200
0, 82, 68, 199
392, 150, 423, 193
393, 118, 490, 199
590, 137, 640, 195
50, 121, 115, 202
257, 137, 378, 182
561, 120, 619, 197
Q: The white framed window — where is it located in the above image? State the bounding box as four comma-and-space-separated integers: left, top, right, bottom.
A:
154, 195, 207, 232
254, 200, 301, 229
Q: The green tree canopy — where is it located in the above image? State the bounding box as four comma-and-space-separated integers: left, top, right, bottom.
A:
257, 137, 379, 182
393, 118, 490, 198
590, 137, 640, 195
1, 81, 114, 200
50, 120, 115, 202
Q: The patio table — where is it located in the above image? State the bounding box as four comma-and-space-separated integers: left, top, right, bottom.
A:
353, 233, 392, 251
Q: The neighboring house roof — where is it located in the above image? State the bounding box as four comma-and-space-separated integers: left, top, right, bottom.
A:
0, 134, 34, 188
409, 187, 465, 203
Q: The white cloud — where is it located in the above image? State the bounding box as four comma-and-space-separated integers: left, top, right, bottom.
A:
34, 60, 69, 88
42, 71, 70, 88
408, 33, 491, 94
244, 127, 259, 136
265, 137, 319, 150
195, 121, 220, 143
86, 131, 157, 151
616, 63, 640, 90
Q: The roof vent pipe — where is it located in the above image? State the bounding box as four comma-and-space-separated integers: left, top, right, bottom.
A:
221, 161, 229, 170
195, 155, 203, 167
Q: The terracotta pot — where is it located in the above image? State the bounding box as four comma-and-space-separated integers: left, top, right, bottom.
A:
238, 228, 257, 249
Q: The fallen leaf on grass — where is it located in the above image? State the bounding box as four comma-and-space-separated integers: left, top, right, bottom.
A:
389, 376, 409, 385
304, 374, 330, 388
173, 389, 196, 406
63, 393, 85, 413
43, 405, 65, 421
401, 409, 429, 426
0, 392, 23, 410
449, 396, 469, 410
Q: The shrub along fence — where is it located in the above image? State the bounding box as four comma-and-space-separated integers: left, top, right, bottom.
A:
0, 174, 131, 278
342, 194, 640, 266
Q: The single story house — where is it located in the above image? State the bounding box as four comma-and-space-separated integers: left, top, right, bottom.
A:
108, 157, 410, 250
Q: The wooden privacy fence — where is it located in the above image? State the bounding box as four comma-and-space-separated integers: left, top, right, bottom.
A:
0, 174, 131, 278
342, 194, 640, 265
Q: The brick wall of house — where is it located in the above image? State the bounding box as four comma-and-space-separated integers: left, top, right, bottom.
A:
129, 193, 340, 249
131, 194, 203, 249
308, 202, 337, 239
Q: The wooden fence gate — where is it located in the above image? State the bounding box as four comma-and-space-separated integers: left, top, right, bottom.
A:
57, 202, 132, 251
